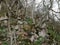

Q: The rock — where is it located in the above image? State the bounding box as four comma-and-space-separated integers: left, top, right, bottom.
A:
18, 21, 23, 24
39, 29, 46, 37
15, 25, 19, 29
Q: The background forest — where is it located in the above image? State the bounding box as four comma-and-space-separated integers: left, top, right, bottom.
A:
0, 0, 60, 45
